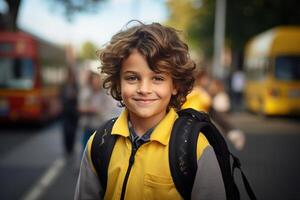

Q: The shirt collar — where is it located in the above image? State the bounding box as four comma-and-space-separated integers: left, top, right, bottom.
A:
111, 109, 130, 137
150, 108, 178, 145
128, 120, 153, 141
111, 108, 178, 146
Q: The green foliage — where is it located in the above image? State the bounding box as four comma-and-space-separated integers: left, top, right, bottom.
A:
166, 0, 215, 58
188, 0, 215, 58
0, 0, 108, 30
48, 0, 107, 21
165, 0, 199, 31
165, 0, 198, 52
79, 41, 98, 60
226, 0, 300, 52
166, 0, 300, 59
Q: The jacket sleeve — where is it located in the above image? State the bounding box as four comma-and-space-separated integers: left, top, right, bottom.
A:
74, 137, 104, 200
191, 136, 226, 200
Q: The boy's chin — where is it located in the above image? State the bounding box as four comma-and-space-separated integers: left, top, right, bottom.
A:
129, 108, 165, 119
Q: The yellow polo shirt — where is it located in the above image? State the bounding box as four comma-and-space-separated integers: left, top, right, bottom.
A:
88, 108, 209, 200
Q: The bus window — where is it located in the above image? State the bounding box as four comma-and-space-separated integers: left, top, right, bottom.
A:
0, 58, 35, 89
275, 56, 300, 81
0, 42, 14, 53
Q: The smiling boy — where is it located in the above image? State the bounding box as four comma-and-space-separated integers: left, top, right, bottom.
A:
120, 49, 177, 135
75, 21, 226, 200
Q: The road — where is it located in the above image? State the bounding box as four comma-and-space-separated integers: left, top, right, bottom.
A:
228, 113, 300, 200
0, 121, 80, 200
0, 112, 300, 200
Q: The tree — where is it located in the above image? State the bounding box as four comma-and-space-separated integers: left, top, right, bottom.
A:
165, 0, 198, 32
165, 0, 215, 58
226, 0, 300, 69
187, 0, 215, 58
48, 0, 107, 22
166, 0, 300, 65
0, 0, 106, 31
79, 41, 98, 60
0, 0, 21, 31
226, 0, 300, 52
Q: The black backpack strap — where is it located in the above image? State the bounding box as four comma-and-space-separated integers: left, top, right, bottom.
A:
231, 153, 257, 200
91, 118, 117, 192
187, 109, 240, 200
169, 110, 201, 200
170, 108, 240, 200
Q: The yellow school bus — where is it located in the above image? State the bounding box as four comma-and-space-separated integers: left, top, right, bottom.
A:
244, 26, 300, 116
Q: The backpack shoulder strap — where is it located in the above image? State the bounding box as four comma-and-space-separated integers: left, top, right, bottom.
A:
169, 108, 240, 200
91, 118, 117, 192
188, 109, 256, 200
169, 108, 207, 200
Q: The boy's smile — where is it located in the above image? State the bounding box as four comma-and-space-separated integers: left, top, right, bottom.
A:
132, 97, 158, 106
120, 49, 177, 133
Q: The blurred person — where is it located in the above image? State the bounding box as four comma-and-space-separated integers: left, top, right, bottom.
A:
181, 70, 211, 112
208, 79, 245, 151
182, 69, 246, 150
78, 64, 119, 152
60, 67, 79, 157
75, 21, 227, 200
209, 79, 231, 113
230, 69, 245, 112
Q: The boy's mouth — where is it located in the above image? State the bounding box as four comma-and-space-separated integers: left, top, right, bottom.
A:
133, 98, 157, 104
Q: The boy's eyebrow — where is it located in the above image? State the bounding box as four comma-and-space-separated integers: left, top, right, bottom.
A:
122, 70, 139, 75
122, 70, 167, 76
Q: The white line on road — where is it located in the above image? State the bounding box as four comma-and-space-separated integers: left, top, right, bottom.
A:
21, 157, 66, 200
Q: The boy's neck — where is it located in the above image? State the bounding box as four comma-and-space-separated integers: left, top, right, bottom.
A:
128, 111, 166, 137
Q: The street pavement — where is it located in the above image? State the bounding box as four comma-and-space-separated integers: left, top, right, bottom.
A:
0, 122, 81, 200
228, 112, 300, 200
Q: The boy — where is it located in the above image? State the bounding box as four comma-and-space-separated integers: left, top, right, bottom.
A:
75, 21, 226, 200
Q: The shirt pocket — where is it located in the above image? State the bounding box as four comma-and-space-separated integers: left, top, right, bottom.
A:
143, 173, 181, 200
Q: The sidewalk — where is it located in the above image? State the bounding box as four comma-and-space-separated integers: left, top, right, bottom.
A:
227, 111, 300, 135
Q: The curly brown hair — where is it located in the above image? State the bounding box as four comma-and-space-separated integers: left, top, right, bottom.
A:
98, 21, 195, 110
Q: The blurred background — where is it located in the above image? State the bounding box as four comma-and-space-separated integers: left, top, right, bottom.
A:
0, 0, 300, 199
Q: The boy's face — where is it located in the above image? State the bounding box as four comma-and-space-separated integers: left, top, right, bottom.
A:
120, 50, 177, 122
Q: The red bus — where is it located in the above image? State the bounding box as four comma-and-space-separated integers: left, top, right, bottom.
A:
0, 31, 66, 123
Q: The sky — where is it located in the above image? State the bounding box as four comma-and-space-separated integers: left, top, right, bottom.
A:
15, 0, 169, 49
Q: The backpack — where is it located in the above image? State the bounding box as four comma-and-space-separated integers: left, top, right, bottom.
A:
91, 108, 256, 200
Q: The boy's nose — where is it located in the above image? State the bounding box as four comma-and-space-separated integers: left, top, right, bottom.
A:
137, 80, 152, 94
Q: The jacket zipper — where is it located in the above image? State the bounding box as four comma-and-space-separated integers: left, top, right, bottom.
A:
120, 146, 137, 200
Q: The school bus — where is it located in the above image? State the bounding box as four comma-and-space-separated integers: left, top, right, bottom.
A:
0, 31, 66, 122
244, 26, 300, 116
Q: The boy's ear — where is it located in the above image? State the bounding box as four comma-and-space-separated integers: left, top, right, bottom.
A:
172, 87, 178, 95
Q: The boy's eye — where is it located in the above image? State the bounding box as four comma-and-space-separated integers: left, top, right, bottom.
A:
153, 76, 165, 82
125, 75, 138, 82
